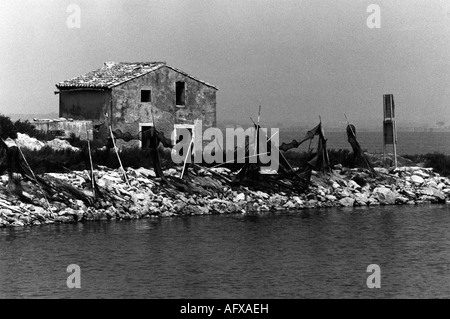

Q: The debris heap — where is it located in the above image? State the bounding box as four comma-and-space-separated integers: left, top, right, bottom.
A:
1, 164, 450, 228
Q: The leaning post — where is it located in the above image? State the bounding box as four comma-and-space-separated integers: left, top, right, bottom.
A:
383, 94, 398, 168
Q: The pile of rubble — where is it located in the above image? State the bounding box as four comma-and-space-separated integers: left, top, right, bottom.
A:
1, 164, 450, 228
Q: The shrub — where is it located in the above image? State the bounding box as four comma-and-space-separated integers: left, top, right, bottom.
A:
0, 114, 17, 140
403, 152, 450, 177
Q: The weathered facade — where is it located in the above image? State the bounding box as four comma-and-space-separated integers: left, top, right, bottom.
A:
55, 62, 217, 146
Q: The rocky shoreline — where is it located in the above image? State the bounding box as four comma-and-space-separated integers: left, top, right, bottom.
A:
1, 164, 450, 228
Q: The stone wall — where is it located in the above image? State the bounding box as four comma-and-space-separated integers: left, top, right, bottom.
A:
32, 120, 94, 140
110, 66, 217, 141
58, 66, 217, 146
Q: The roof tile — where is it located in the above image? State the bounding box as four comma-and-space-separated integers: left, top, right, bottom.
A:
56, 62, 217, 89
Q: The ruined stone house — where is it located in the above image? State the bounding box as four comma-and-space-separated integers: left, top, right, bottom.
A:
54, 61, 217, 147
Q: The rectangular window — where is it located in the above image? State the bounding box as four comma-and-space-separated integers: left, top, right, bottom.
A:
141, 89, 151, 103
176, 81, 185, 106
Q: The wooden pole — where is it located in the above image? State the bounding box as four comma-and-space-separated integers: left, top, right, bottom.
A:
253, 105, 261, 157
109, 126, 131, 187
86, 131, 96, 197
181, 135, 194, 179
14, 141, 53, 213
393, 119, 398, 168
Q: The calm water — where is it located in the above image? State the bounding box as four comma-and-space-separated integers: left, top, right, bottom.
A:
1, 204, 450, 299
281, 130, 450, 155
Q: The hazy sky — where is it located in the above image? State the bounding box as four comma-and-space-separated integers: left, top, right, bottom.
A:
1, 0, 450, 128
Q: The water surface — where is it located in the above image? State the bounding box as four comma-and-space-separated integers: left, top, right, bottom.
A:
1, 205, 450, 298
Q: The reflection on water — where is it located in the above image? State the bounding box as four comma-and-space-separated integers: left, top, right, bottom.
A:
1, 205, 450, 298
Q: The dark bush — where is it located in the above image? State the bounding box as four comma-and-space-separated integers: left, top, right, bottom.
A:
15, 145, 176, 174
0, 114, 17, 140
327, 149, 353, 167
13, 119, 36, 136
403, 152, 450, 177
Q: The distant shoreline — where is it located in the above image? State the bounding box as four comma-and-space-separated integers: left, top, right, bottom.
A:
5, 113, 450, 133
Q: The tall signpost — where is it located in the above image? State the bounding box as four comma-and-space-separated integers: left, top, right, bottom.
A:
383, 94, 397, 168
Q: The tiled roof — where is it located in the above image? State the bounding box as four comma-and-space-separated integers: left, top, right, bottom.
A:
56, 62, 218, 89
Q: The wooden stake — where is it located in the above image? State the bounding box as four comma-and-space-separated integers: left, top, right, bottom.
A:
393, 120, 398, 168
14, 141, 53, 213
109, 126, 131, 187
254, 105, 262, 157
181, 135, 194, 179
86, 131, 96, 197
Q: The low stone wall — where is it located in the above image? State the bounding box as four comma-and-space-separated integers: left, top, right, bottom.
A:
32, 120, 93, 140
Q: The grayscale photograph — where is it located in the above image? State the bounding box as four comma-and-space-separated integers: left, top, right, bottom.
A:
1, 0, 450, 303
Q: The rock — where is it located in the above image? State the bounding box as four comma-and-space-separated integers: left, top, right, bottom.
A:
402, 190, 416, 199
367, 197, 380, 206
347, 180, 361, 190
135, 193, 146, 201
374, 167, 389, 175
420, 187, 446, 202
253, 191, 269, 199
414, 170, 430, 178
5, 133, 45, 151
19, 216, 31, 224
395, 196, 409, 204
0, 209, 14, 217
411, 175, 425, 185
437, 183, 447, 190
306, 193, 316, 200
372, 187, 398, 205
427, 180, 438, 188
11, 220, 25, 227
166, 168, 178, 176
283, 201, 296, 209
55, 216, 73, 223
46, 139, 79, 152
340, 189, 351, 198
339, 197, 355, 207
135, 167, 156, 178
234, 193, 246, 202
332, 182, 341, 189
292, 196, 304, 205
353, 193, 369, 206
174, 200, 187, 212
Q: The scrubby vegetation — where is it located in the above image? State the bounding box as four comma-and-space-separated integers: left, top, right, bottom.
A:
0, 114, 63, 141
403, 153, 450, 177
0, 114, 17, 140
18, 146, 176, 174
